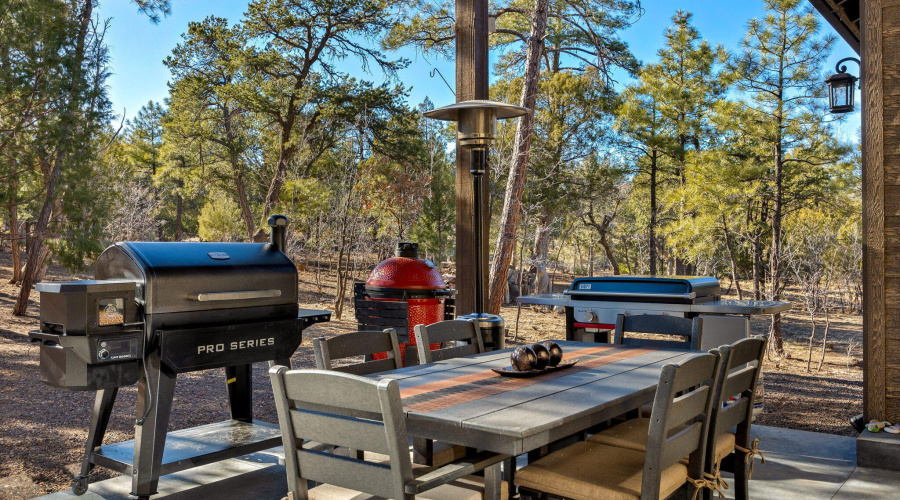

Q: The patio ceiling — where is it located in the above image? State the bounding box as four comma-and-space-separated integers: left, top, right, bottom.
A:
809, 0, 860, 54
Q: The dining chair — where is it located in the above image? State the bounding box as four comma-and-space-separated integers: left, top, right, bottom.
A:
312, 329, 402, 375
412, 320, 485, 467
704, 335, 767, 500
613, 313, 703, 351
515, 351, 723, 500
414, 319, 485, 364
585, 336, 767, 500
269, 367, 510, 500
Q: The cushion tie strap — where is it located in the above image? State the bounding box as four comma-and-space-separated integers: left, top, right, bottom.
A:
711, 461, 730, 493
687, 472, 725, 500
734, 438, 766, 479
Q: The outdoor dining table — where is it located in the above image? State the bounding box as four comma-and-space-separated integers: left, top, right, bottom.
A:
367, 340, 703, 499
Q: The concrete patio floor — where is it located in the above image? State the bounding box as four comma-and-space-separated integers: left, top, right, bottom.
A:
34, 426, 900, 500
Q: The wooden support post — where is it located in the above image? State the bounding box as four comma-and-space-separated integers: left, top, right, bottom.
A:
455, 0, 490, 315
862, 0, 887, 422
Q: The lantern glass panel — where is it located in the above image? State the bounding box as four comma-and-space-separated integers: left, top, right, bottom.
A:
831, 83, 850, 109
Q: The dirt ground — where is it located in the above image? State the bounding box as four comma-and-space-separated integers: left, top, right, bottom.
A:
0, 251, 863, 499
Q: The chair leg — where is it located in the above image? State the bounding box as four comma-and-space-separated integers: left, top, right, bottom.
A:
734, 455, 750, 500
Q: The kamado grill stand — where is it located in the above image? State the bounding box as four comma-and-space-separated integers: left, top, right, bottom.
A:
29, 216, 330, 499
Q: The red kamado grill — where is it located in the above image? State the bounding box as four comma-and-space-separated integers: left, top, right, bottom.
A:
355, 242, 456, 365
28, 216, 330, 499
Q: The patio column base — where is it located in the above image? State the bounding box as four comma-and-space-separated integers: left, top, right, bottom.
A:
857, 430, 900, 470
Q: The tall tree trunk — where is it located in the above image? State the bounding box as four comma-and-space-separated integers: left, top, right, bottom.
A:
14, 0, 93, 316
233, 169, 254, 240
256, 141, 297, 241
487, 0, 548, 315
817, 296, 830, 372
770, 135, 784, 354
224, 107, 255, 240
175, 193, 183, 241
532, 215, 552, 262
649, 149, 658, 275
752, 228, 762, 300
8, 176, 22, 284
722, 214, 743, 299
599, 229, 620, 276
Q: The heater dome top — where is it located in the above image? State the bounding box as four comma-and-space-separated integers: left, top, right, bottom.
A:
423, 100, 530, 121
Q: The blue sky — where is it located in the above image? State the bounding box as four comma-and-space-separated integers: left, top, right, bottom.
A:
97, 0, 860, 140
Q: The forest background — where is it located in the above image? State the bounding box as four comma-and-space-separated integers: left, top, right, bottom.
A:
0, 0, 861, 358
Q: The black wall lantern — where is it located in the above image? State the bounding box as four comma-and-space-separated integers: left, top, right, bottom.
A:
825, 57, 860, 114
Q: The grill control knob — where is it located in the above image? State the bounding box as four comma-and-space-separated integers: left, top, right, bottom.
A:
98, 349, 110, 361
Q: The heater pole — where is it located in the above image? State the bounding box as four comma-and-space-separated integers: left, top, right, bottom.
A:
471, 148, 487, 315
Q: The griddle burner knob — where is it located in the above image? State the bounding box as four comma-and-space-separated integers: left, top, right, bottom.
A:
98, 349, 110, 360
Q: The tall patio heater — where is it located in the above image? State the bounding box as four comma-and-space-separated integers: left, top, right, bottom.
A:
424, 100, 530, 349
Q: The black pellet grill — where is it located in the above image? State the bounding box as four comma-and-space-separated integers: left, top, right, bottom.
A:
28, 216, 330, 499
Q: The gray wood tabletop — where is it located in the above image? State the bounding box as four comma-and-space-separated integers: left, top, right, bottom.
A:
369, 340, 700, 456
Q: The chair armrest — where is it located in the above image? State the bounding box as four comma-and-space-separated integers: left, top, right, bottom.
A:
404, 451, 511, 494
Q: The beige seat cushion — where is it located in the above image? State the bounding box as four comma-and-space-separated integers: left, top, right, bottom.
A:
587, 417, 651, 451
431, 442, 470, 468
714, 432, 736, 463
588, 419, 736, 464
516, 441, 687, 500
308, 463, 508, 500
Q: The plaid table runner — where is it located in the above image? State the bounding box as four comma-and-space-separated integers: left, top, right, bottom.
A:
400, 345, 658, 413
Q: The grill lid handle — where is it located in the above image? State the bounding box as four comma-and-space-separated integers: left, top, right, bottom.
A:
191, 290, 282, 302
562, 290, 697, 300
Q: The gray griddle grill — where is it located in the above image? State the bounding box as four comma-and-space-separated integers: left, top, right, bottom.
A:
29, 216, 330, 499
518, 275, 790, 345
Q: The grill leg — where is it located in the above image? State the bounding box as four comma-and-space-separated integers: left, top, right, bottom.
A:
74, 388, 118, 491
131, 352, 177, 498
225, 364, 253, 422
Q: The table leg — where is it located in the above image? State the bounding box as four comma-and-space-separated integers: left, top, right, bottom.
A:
484, 461, 502, 500
502, 457, 516, 499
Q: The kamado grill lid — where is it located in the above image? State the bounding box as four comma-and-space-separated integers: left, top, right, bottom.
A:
365, 242, 448, 297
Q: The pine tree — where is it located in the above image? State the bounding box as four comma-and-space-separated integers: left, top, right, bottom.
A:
733, 0, 845, 354
617, 11, 728, 275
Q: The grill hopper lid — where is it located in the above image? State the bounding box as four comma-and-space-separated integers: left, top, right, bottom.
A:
95, 242, 298, 314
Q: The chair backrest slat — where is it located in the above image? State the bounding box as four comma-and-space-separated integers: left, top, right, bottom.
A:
279, 370, 385, 414
618, 314, 695, 336
414, 320, 485, 364
670, 354, 717, 391
720, 364, 755, 401
428, 344, 480, 363
665, 385, 710, 429
658, 421, 704, 468
313, 329, 402, 375
270, 368, 415, 500
290, 409, 393, 456
295, 449, 397, 499
614, 314, 701, 350
715, 397, 750, 433
333, 358, 400, 376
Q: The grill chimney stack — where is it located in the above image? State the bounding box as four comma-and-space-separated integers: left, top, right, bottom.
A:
268, 214, 288, 253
